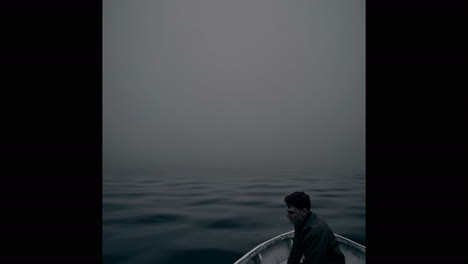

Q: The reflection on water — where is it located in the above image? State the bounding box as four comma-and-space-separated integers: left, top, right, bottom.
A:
104, 171, 365, 264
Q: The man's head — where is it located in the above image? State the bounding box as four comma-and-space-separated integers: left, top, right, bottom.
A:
284, 191, 311, 225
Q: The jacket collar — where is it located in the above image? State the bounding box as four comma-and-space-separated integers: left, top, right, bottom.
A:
296, 211, 314, 231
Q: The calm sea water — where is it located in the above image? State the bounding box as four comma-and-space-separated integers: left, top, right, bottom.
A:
103, 171, 365, 264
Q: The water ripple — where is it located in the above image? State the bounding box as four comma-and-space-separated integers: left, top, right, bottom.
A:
104, 214, 187, 225
188, 198, 228, 206
228, 200, 267, 207
104, 192, 148, 198
201, 217, 263, 229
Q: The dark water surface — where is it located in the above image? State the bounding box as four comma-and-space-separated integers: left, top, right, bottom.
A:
103, 171, 365, 264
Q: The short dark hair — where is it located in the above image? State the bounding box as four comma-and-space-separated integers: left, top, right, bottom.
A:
284, 191, 311, 211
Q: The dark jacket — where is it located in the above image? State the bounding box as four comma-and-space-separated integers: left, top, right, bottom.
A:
288, 211, 345, 264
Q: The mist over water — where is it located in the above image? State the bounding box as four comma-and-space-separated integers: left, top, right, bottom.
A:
103, 171, 365, 264
103, 0, 365, 174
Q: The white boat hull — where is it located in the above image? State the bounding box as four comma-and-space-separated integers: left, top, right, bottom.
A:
234, 230, 365, 264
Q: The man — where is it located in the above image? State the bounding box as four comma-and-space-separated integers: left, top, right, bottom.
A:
285, 191, 345, 264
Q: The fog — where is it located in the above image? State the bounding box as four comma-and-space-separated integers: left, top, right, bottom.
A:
103, 0, 365, 175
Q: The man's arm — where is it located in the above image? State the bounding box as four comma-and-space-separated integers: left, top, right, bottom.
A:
287, 235, 303, 264
301, 227, 328, 264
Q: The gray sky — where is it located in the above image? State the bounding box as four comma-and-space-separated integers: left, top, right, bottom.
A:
103, 0, 365, 174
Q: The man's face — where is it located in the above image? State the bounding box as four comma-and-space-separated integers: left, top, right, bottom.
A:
286, 206, 307, 225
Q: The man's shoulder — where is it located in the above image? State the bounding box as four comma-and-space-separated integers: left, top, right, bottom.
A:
303, 224, 326, 234
303, 216, 332, 236
305, 214, 327, 228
